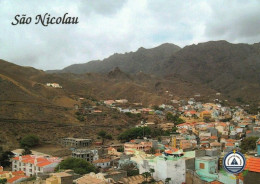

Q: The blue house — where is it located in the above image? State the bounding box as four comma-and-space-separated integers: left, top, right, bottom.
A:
257, 138, 260, 156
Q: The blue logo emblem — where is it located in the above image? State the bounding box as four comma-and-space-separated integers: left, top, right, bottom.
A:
223, 150, 246, 174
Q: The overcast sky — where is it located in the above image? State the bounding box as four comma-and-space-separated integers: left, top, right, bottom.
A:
1, 0, 260, 70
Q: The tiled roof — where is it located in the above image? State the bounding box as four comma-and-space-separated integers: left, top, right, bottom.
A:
12, 155, 61, 168
93, 159, 110, 164
226, 143, 235, 147
210, 136, 218, 140
7, 175, 28, 183
245, 157, 260, 173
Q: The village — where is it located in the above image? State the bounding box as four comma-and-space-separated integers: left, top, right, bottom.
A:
1, 93, 260, 184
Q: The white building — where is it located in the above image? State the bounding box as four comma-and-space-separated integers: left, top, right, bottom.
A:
46, 83, 62, 88
131, 151, 192, 184
12, 155, 62, 177
92, 159, 111, 169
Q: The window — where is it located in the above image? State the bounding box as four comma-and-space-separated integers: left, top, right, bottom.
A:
200, 163, 205, 169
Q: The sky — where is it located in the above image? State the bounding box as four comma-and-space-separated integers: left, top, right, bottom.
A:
0, 0, 260, 70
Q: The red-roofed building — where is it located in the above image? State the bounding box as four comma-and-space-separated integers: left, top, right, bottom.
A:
244, 157, 260, 184
12, 155, 62, 177
0, 167, 28, 184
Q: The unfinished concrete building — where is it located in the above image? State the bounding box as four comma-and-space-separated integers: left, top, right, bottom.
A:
61, 138, 92, 148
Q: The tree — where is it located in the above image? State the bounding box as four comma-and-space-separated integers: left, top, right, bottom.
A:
22, 147, 32, 155
117, 127, 151, 142
166, 113, 184, 125
240, 136, 258, 153
20, 135, 39, 148
0, 151, 14, 167
98, 130, 108, 144
121, 163, 139, 176
105, 134, 113, 140
117, 146, 124, 152
172, 126, 178, 133
150, 147, 156, 154
56, 157, 96, 175
0, 178, 7, 184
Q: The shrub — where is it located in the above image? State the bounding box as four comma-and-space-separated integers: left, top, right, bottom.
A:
56, 157, 96, 175
20, 135, 39, 148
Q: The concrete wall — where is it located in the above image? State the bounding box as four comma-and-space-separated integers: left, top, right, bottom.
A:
185, 170, 207, 184
185, 158, 195, 170
195, 150, 206, 157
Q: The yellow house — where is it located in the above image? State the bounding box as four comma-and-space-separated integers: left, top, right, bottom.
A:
46, 176, 59, 184
46, 171, 73, 184
200, 111, 211, 119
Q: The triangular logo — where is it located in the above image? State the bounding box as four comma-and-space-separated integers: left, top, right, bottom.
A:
231, 158, 238, 165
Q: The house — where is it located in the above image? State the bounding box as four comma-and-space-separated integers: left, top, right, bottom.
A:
93, 159, 111, 169
200, 111, 212, 119
72, 149, 99, 162
132, 151, 193, 184
103, 100, 115, 106
46, 83, 62, 88
61, 138, 92, 148
210, 142, 221, 149
115, 99, 128, 104
46, 171, 73, 184
0, 167, 28, 184
74, 172, 114, 184
119, 175, 163, 184
12, 155, 62, 177
107, 147, 121, 156
195, 157, 218, 182
244, 157, 260, 184
124, 140, 153, 155
158, 123, 174, 131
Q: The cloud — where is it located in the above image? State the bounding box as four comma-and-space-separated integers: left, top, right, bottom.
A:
0, 0, 259, 70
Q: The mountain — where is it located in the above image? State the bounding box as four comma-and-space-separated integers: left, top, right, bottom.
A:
47, 43, 181, 74
0, 59, 217, 149
48, 40, 260, 105
160, 41, 260, 104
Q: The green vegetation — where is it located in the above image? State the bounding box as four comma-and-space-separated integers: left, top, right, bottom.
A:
0, 178, 7, 184
120, 163, 139, 176
98, 130, 112, 144
152, 105, 164, 111
142, 172, 151, 183
165, 178, 171, 184
125, 112, 141, 118
22, 147, 32, 155
55, 157, 96, 175
240, 136, 258, 153
117, 146, 124, 152
166, 112, 184, 125
117, 127, 151, 142
0, 147, 14, 167
20, 134, 40, 148
172, 126, 178, 133
235, 97, 244, 103
117, 127, 173, 142
76, 115, 85, 122
149, 147, 156, 154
